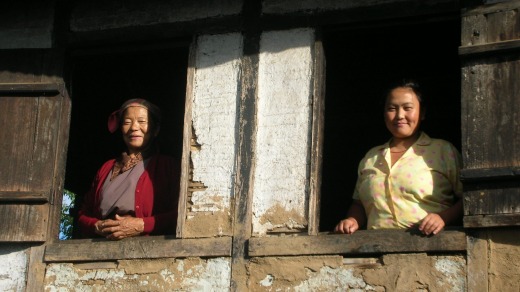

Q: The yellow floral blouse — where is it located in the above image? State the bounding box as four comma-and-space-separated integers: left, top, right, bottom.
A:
353, 132, 463, 229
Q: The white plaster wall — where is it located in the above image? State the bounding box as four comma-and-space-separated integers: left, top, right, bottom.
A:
190, 33, 243, 214
44, 258, 231, 291
252, 28, 315, 235
0, 244, 29, 292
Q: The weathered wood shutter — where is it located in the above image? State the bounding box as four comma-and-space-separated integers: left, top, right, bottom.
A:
460, 0, 520, 227
0, 49, 70, 241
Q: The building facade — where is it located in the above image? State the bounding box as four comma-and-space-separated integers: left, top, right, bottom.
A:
0, 0, 519, 291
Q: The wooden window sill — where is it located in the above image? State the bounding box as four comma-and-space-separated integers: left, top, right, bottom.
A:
248, 228, 466, 257
44, 236, 232, 262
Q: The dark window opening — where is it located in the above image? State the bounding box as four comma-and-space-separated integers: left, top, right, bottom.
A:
319, 18, 461, 232
64, 43, 189, 239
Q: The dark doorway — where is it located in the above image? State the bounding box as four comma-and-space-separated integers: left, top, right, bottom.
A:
65, 43, 189, 238
319, 18, 461, 231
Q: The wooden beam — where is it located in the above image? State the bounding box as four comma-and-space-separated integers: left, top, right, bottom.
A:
262, 0, 459, 17
0, 83, 61, 95
464, 214, 520, 228
176, 36, 196, 238
0, 191, 48, 202
260, 0, 459, 31
44, 236, 232, 262
461, 166, 520, 182
461, 0, 520, 17
459, 39, 520, 56
26, 245, 46, 291
248, 229, 467, 256
308, 32, 326, 236
229, 1, 261, 291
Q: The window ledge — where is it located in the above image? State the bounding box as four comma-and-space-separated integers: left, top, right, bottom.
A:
248, 228, 466, 257
44, 236, 232, 262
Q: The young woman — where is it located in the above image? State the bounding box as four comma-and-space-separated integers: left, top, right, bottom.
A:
335, 81, 462, 236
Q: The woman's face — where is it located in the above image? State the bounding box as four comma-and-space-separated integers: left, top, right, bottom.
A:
384, 87, 422, 139
121, 106, 154, 154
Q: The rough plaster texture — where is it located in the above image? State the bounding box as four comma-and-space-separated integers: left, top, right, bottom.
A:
247, 254, 466, 291
0, 244, 29, 292
488, 229, 520, 292
252, 28, 315, 235
44, 257, 231, 291
186, 33, 243, 237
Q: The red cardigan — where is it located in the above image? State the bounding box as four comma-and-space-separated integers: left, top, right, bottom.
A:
78, 154, 179, 238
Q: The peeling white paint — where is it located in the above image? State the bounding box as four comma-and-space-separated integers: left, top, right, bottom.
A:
45, 258, 231, 291
0, 244, 29, 292
190, 33, 243, 215
295, 266, 369, 291
259, 274, 275, 287
435, 258, 465, 291
178, 258, 231, 291
253, 28, 315, 235
257, 217, 306, 234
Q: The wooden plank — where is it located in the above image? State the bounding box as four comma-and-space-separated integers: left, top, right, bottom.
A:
466, 230, 489, 292
262, 0, 459, 17
0, 191, 48, 202
176, 37, 196, 238
0, 204, 48, 242
230, 2, 260, 290
464, 189, 520, 215
307, 33, 325, 236
26, 245, 46, 291
70, 0, 241, 32
44, 236, 232, 262
462, 0, 520, 17
459, 39, 520, 56
0, 95, 60, 199
461, 166, 520, 181
0, 83, 61, 95
248, 229, 467, 256
461, 57, 520, 170
46, 80, 71, 240
461, 2, 520, 46
464, 214, 520, 228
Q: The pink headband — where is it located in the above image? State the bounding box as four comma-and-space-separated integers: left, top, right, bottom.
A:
107, 100, 150, 133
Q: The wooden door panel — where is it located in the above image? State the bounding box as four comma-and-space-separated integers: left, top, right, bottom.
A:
0, 204, 48, 241
0, 95, 61, 201
460, 1, 520, 226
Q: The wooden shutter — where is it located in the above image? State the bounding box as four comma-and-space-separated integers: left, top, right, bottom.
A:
460, 1, 520, 227
0, 49, 70, 241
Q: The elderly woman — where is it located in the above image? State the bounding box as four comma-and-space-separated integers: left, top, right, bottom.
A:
335, 81, 463, 236
78, 99, 179, 240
